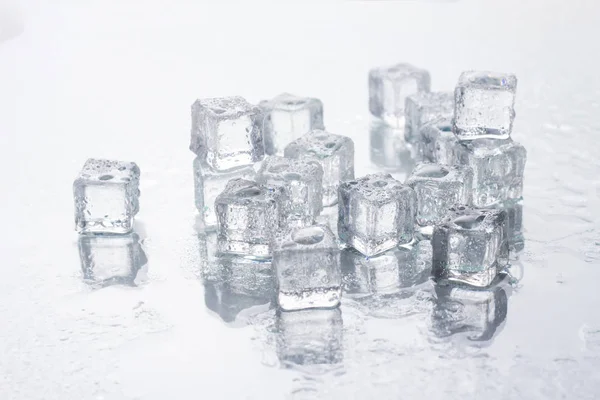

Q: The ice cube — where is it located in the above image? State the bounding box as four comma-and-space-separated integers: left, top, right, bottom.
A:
259, 93, 325, 155
369, 120, 418, 173
432, 206, 509, 287
405, 163, 473, 228
341, 240, 432, 298
497, 201, 524, 255
78, 233, 147, 287
203, 256, 274, 324
256, 156, 324, 227
453, 139, 526, 207
453, 71, 517, 140
276, 308, 343, 366
420, 122, 460, 165
432, 280, 509, 342
273, 225, 341, 311
405, 91, 453, 143
284, 130, 354, 207
193, 157, 255, 231
73, 158, 141, 235
215, 179, 284, 258
369, 63, 431, 127
190, 96, 265, 171
338, 173, 417, 256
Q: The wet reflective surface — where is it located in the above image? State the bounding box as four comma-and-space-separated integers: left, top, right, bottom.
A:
2, 1, 600, 399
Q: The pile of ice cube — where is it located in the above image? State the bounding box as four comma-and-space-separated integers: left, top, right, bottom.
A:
72, 63, 526, 312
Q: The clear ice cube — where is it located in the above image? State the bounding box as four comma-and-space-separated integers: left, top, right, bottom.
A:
432, 206, 509, 287
369, 120, 418, 173
190, 96, 265, 171
453, 71, 517, 140
259, 93, 325, 155
404, 91, 453, 143
256, 156, 324, 227
432, 280, 509, 342
276, 308, 343, 366
193, 157, 255, 231
369, 63, 431, 127
273, 225, 341, 311
78, 233, 147, 287
405, 163, 473, 227
452, 138, 527, 207
284, 130, 354, 207
420, 122, 460, 165
338, 173, 417, 256
73, 158, 141, 235
341, 240, 432, 298
215, 179, 283, 258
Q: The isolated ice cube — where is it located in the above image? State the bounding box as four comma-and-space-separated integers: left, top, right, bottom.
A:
369, 120, 418, 173
273, 225, 341, 311
259, 93, 324, 155
453, 71, 517, 140
78, 233, 147, 287
73, 158, 141, 235
369, 63, 431, 127
405, 163, 473, 227
190, 96, 264, 171
256, 156, 324, 226
420, 122, 461, 165
193, 157, 255, 231
215, 179, 284, 258
338, 173, 417, 256
284, 130, 354, 207
432, 206, 509, 287
404, 91, 453, 143
453, 138, 526, 207
276, 308, 343, 366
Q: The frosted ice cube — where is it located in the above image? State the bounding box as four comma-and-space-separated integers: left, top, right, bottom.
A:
215, 179, 284, 258
193, 157, 255, 231
338, 173, 417, 256
405, 163, 473, 227
369, 63, 431, 127
369, 120, 418, 173
453, 71, 517, 140
259, 93, 324, 155
284, 130, 354, 206
453, 139, 526, 207
420, 122, 461, 165
190, 96, 264, 171
73, 158, 141, 235
203, 256, 274, 324
341, 240, 432, 298
432, 206, 509, 287
78, 233, 147, 287
273, 225, 341, 311
276, 308, 343, 366
256, 156, 324, 226
405, 91, 453, 143
432, 281, 509, 342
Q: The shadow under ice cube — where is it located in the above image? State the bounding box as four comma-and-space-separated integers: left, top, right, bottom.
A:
369, 63, 431, 127
78, 233, 147, 287
432, 206, 509, 287
259, 93, 324, 155
276, 308, 343, 366
73, 158, 141, 235
453, 71, 517, 140
273, 225, 341, 311
406, 163, 473, 227
190, 96, 264, 171
338, 173, 417, 256
284, 130, 354, 207
193, 157, 255, 231
256, 156, 324, 227
404, 91, 453, 143
215, 179, 283, 258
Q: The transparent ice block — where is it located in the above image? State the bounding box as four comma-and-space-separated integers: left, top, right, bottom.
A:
404, 91, 453, 143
